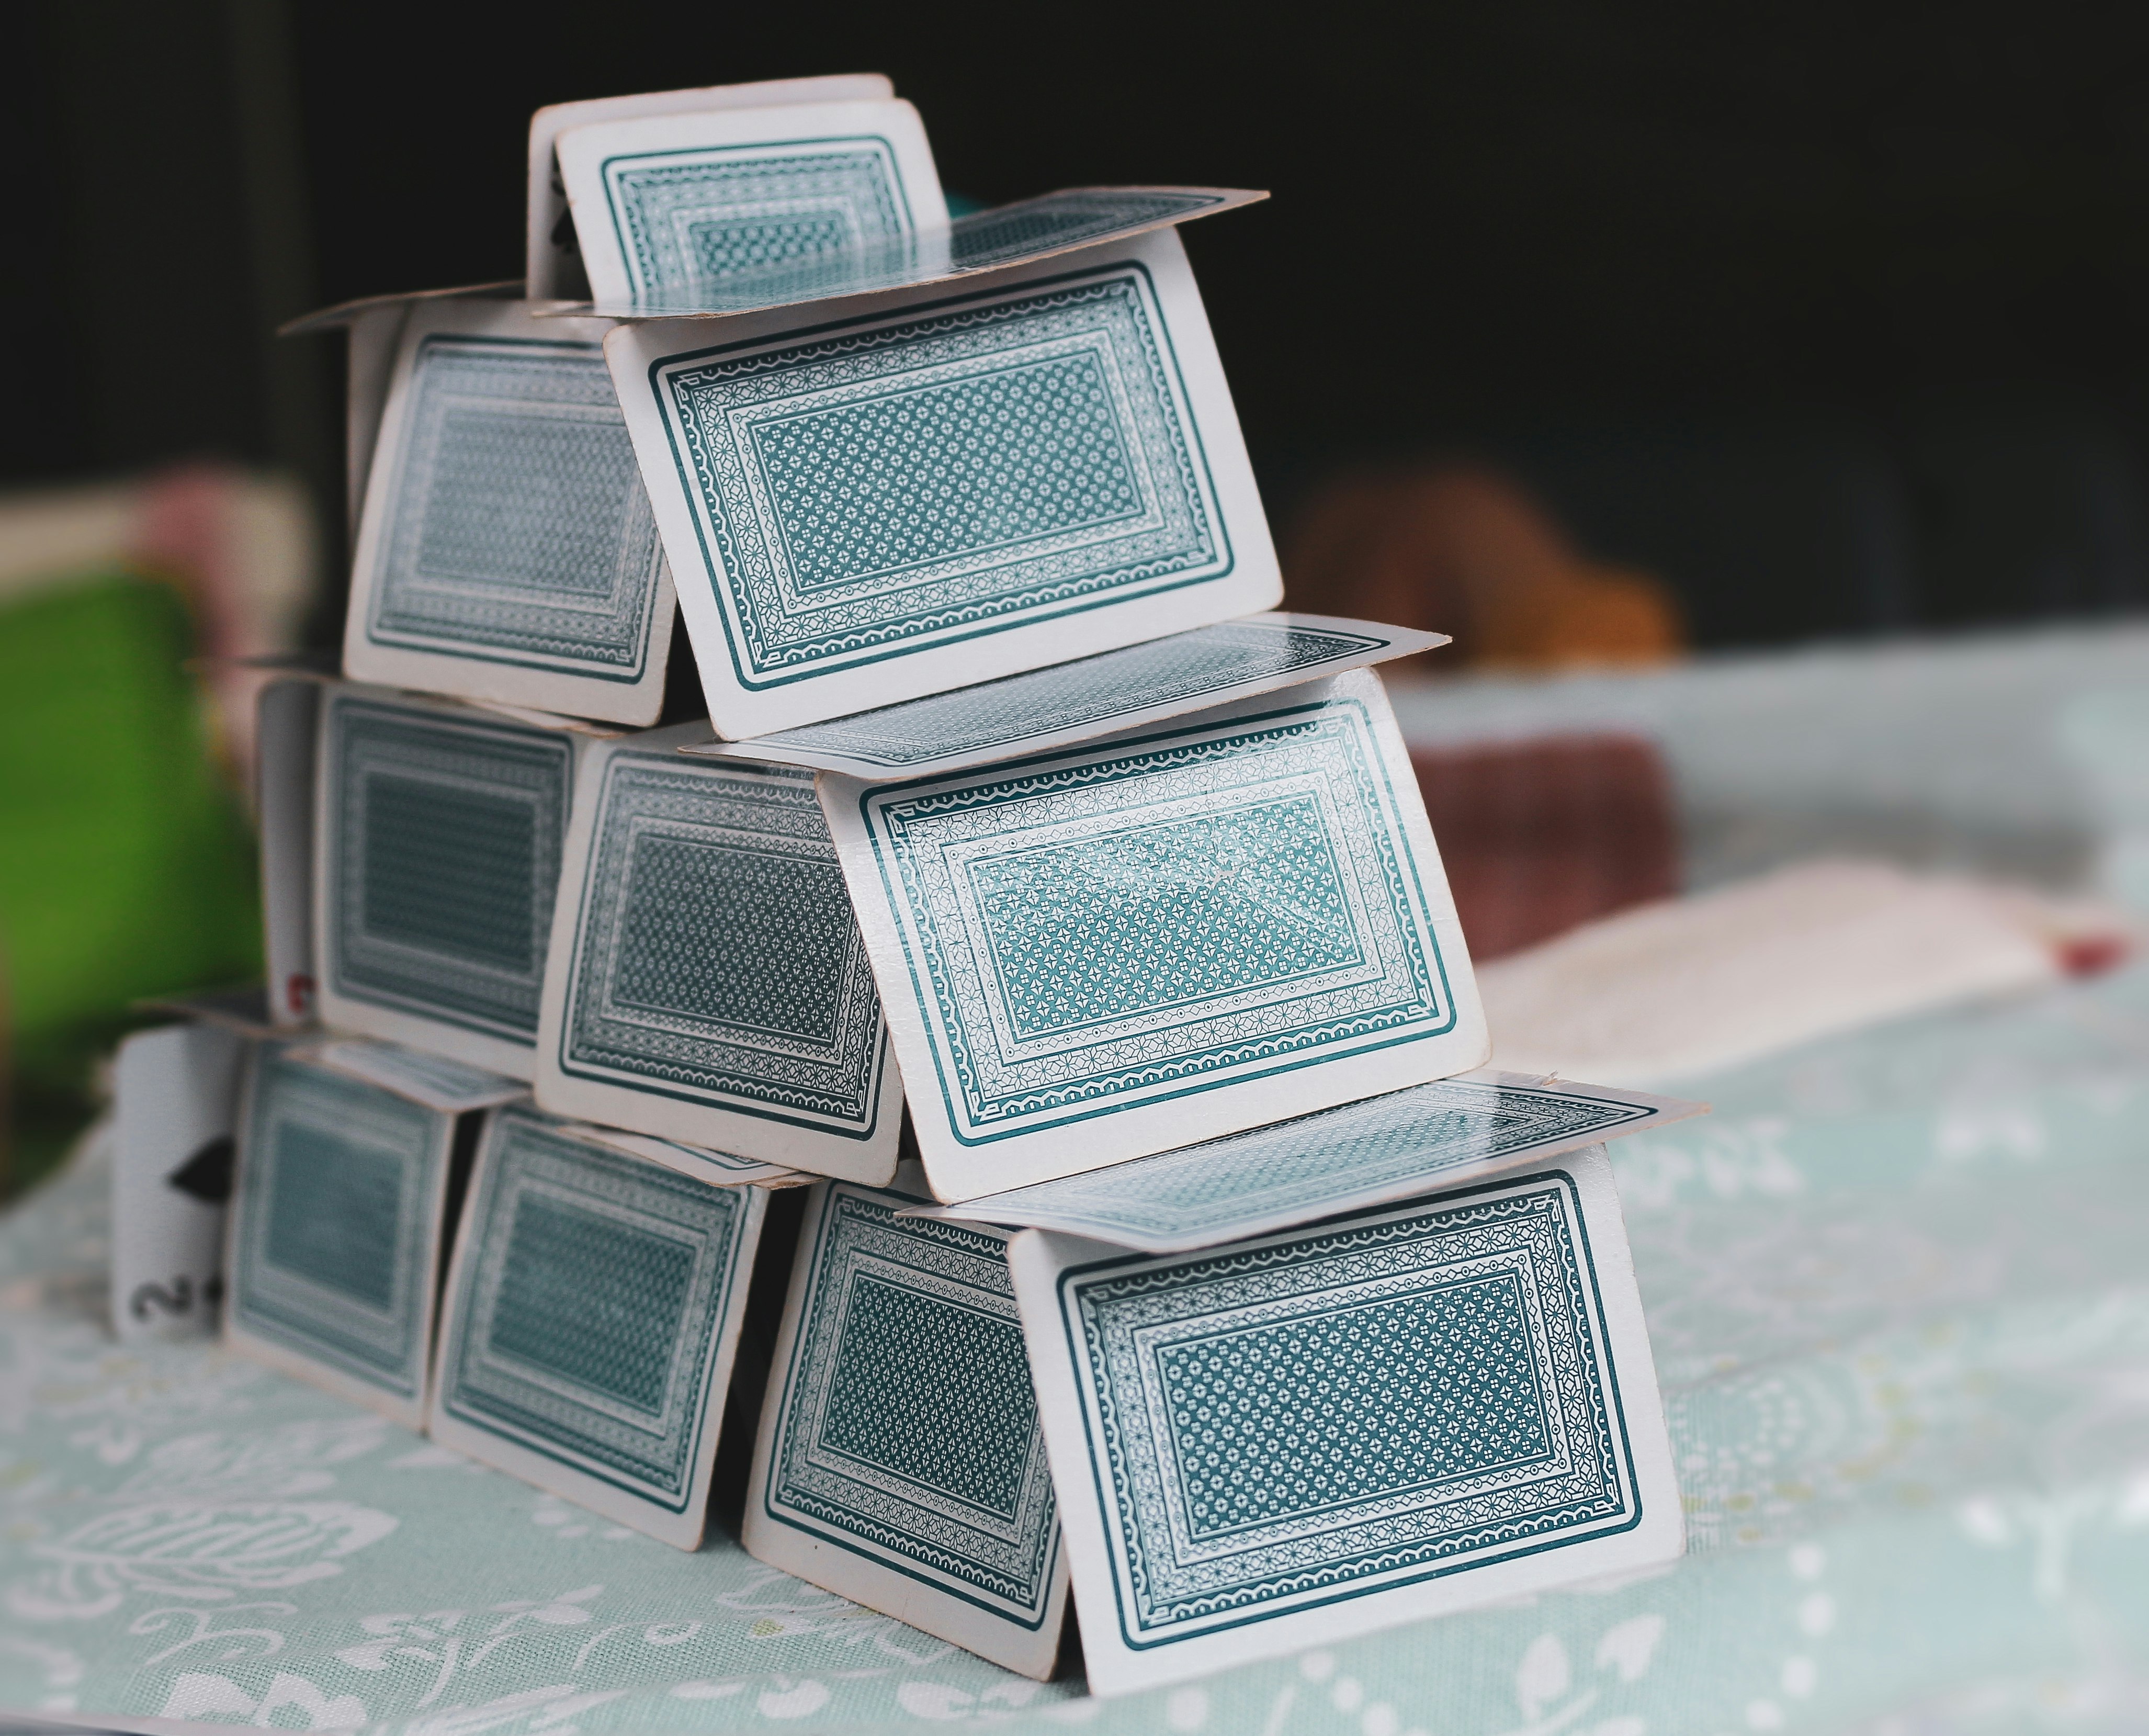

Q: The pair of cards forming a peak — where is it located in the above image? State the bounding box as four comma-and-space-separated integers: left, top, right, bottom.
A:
744, 1066, 1700, 1691
322, 73, 1273, 738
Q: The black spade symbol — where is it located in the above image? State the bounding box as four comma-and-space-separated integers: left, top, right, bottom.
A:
166, 1134, 234, 1203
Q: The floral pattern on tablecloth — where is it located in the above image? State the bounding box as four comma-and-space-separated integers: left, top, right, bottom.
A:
1, 968, 2147, 1734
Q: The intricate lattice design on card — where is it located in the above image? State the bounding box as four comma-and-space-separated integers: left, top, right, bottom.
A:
369, 338, 664, 674
437, 1111, 753, 1507
232, 1051, 439, 1397
657, 265, 1227, 682
324, 696, 572, 1043
560, 754, 885, 1133
762, 1188, 1059, 1621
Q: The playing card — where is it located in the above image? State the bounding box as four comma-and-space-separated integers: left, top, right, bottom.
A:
428, 1103, 770, 1548
526, 76, 896, 300
556, 97, 945, 308
604, 224, 1282, 738
744, 1175, 1067, 1676
567, 1124, 794, 1190
689, 614, 1447, 781
910, 1072, 1705, 1253
224, 1042, 472, 1427
342, 299, 678, 725
113, 1022, 244, 1341
293, 1038, 526, 1114
566, 187, 1269, 321
1009, 1147, 1682, 1696
257, 677, 321, 1027
822, 669, 1487, 1201
314, 683, 589, 1079
534, 723, 901, 1181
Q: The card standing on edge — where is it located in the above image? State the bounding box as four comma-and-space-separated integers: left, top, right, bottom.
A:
605, 224, 1282, 738
313, 682, 594, 1081
224, 1041, 492, 1428
527, 75, 897, 301
1008, 1146, 1683, 1696
556, 97, 944, 309
534, 722, 901, 1182
744, 1174, 1068, 1677
342, 298, 678, 726
428, 1103, 770, 1550
822, 668, 1488, 1201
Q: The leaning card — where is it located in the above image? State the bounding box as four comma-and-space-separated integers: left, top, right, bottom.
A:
1009, 1147, 1681, 1696
743, 1175, 1067, 1677
313, 682, 587, 1080
527, 75, 896, 300
557, 97, 945, 307
224, 1042, 465, 1428
534, 723, 901, 1182
605, 224, 1282, 738
342, 298, 677, 726
428, 1104, 769, 1549
822, 669, 1487, 1200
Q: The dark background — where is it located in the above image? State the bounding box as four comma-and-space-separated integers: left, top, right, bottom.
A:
12, 0, 2149, 646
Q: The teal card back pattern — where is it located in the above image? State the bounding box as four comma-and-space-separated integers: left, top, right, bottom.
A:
748, 619, 1393, 769
601, 140, 915, 297
369, 337, 663, 679
861, 693, 1456, 1145
1057, 1169, 1639, 1651
763, 1186, 1059, 1625
232, 1050, 439, 1399
325, 697, 572, 1044
561, 754, 888, 1137
957, 1078, 1655, 1246
654, 261, 1228, 690
437, 1110, 754, 1511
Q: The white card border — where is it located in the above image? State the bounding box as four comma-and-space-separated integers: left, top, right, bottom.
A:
222, 1043, 457, 1432
341, 298, 677, 726
557, 96, 944, 307
741, 1179, 1070, 1677
425, 1107, 769, 1550
526, 76, 895, 300
312, 681, 587, 1083
823, 669, 1487, 1202
533, 725, 902, 1184
606, 225, 1283, 740
1009, 1146, 1682, 1696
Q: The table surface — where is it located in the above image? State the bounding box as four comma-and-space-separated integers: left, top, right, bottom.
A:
2, 966, 2147, 1735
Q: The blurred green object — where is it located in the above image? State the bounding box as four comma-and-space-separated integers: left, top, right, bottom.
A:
0, 571, 261, 1190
